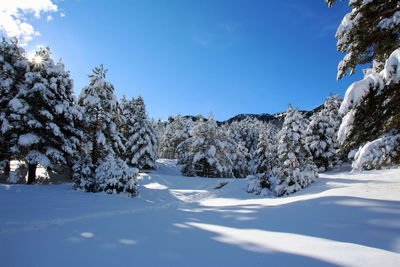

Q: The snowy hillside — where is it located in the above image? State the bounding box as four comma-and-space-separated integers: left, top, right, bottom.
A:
1, 159, 400, 267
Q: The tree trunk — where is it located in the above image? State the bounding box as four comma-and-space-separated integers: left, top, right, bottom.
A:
4, 159, 10, 176
27, 163, 37, 184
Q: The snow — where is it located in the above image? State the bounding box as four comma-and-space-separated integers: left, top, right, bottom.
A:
18, 133, 40, 146
1, 159, 400, 266
352, 131, 400, 170
378, 11, 400, 30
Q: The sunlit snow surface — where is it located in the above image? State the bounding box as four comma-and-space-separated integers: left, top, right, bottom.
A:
1, 159, 400, 266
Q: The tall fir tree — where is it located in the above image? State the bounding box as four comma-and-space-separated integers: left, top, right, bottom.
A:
274, 105, 318, 196
74, 66, 137, 196
247, 124, 277, 195
78, 64, 125, 164
124, 95, 157, 170
306, 94, 342, 171
10, 47, 84, 183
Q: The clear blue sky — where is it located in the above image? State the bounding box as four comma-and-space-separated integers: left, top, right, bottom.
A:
25, 0, 363, 121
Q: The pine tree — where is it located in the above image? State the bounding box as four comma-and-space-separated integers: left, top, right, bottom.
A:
125, 96, 157, 170
158, 114, 191, 159
327, 0, 400, 169
274, 105, 318, 196
327, 0, 400, 80
0, 38, 28, 175
11, 47, 84, 183
74, 66, 138, 196
78, 64, 125, 164
181, 114, 234, 178
306, 94, 342, 171
255, 124, 277, 176
247, 124, 277, 195
223, 123, 250, 178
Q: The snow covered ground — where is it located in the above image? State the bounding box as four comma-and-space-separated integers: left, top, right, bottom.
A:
1, 159, 400, 267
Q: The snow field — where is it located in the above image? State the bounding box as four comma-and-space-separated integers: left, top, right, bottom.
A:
0, 159, 400, 266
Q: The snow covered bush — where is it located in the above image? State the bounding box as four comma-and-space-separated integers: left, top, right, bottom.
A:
352, 130, 400, 170
246, 174, 273, 196
96, 154, 138, 197
72, 154, 97, 193
7, 170, 19, 183
73, 154, 138, 197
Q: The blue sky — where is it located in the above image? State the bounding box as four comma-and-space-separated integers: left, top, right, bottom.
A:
21, 0, 363, 121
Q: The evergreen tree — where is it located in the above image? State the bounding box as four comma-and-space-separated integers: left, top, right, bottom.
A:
255, 124, 278, 176
0, 38, 28, 175
125, 96, 157, 170
247, 124, 277, 195
181, 114, 234, 178
327, 0, 400, 79
274, 105, 318, 196
306, 94, 342, 171
237, 117, 260, 157
223, 123, 250, 178
11, 47, 84, 183
327, 0, 400, 169
78, 64, 125, 164
96, 154, 138, 197
74, 66, 138, 196
158, 114, 191, 159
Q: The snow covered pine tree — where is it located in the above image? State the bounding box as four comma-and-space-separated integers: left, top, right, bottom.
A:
247, 123, 278, 195
274, 105, 318, 196
123, 95, 157, 170
0, 38, 28, 176
306, 94, 342, 172
9, 47, 84, 183
158, 114, 191, 159
327, 0, 400, 169
181, 114, 234, 178
76, 65, 137, 196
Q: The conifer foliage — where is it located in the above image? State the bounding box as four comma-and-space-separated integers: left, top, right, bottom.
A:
78, 64, 125, 163
74, 65, 138, 197
158, 115, 191, 159
327, 0, 400, 169
327, 0, 400, 80
0, 38, 28, 175
10, 47, 84, 183
181, 114, 234, 178
274, 105, 318, 196
247, 124, 277, 195
306, 94, 342, 171
123, 96, 157, 170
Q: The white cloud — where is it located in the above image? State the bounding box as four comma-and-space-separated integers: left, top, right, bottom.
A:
0, 0, 59, 46
46, 15, 53, 21
60, 12, 65, 18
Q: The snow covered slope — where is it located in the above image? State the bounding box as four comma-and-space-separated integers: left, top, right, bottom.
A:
1, 159, 399, 266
